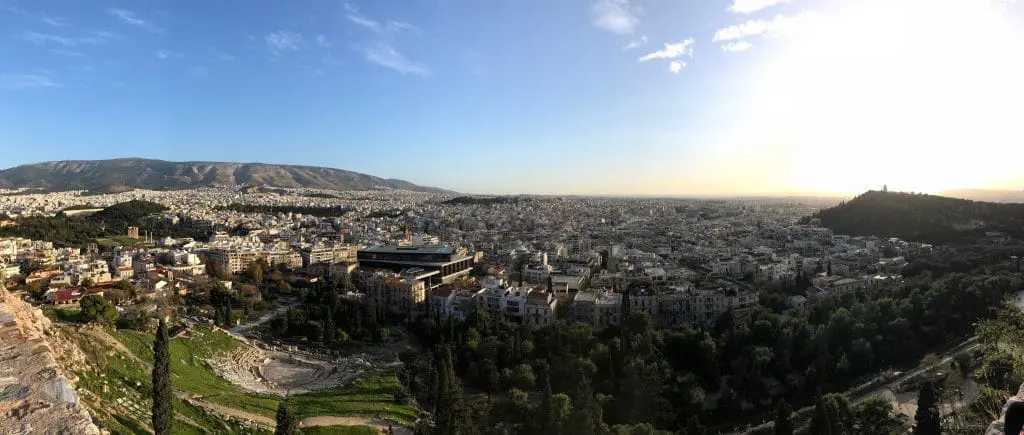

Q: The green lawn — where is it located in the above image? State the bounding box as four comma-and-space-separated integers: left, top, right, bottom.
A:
290, 374, 417, 424
301, 425, 379, 435
42, 306, 81, 323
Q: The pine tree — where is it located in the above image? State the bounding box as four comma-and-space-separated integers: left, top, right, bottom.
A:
323, 307, 336, 346
914, 381, 941, 435
151, 318, 173, 435
775, 399, 794, 435
275, 398, 297, 435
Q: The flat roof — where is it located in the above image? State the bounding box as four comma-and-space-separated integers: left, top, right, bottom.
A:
359, 245, 454, 255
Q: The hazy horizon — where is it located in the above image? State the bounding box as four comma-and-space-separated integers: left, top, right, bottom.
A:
3, 0, 1024, 195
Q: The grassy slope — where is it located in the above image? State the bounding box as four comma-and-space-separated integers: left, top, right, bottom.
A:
301, 425, 379, 435
107, 326, 416, 425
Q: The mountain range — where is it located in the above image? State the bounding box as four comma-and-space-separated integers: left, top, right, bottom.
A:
0, 158, 450, 194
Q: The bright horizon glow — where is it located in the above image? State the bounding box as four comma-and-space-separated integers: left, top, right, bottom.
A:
2, 0, 1024, 196
758, 0, 1024, 195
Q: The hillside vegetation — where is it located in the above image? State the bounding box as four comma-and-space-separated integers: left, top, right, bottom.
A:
803, 190, 1024, 243
0, 200, 199, 246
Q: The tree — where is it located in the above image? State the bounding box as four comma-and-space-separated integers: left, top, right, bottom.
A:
114, 279, 138, 300
685, 415, 706, 435
512, 363, 536, 392
151, 318, 172, 435
79, 294, 118, 325
809, 397, 832, 435
243, 260, 264, 285
774, 399, 794, 435
434, 347, 463, 435
855, 395, 907, 434
79, 277, 94, 288
914, 381, 941, 435
275, 398, 297, 435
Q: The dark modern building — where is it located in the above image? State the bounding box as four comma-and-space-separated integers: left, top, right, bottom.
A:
357, 245, 474, 288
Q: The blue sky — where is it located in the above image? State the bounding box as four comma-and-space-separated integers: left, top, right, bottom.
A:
3, 0, 1024, 195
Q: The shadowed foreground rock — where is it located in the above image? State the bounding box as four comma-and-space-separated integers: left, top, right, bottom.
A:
0, 281, 100, 434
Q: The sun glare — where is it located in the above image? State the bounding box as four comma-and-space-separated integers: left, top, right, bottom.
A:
759, 0, 1024, 194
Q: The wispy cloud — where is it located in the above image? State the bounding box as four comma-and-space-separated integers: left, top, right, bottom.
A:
669, 61, 685, 74
209, 48, 235, 61
0, 73, 60, 90
592, 0, 641, 35
344, 5, 420, 35
41, 15, 67, 27
109, 9, 161, 32
49, 49, 86, 57
21, 31, 112, 47
637, 39, 695, 62
316, 35, 332, 48
265, 31, 303, 54
155, 49, 181, 60
713, 13, 815, 42
728, 0, 792, 14
622, 35, 648, 50
722, 41, 753, 52
363, 43, 429, 76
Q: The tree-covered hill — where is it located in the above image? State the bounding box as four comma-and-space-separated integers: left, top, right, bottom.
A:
802, 190, 1024, 243
0, 200, 199, 246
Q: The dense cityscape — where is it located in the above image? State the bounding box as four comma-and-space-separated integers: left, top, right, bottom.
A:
3, 179, 1024, 434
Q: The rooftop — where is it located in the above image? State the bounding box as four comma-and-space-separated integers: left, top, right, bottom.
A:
360, 245, 453, 255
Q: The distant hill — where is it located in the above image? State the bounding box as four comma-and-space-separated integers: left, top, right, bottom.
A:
0, 158, 450, 194
941, 189, 1024, 203
802, 190, 1024, 243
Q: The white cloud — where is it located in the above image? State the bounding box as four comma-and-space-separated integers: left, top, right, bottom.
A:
713, 13, 815, 42
0, 73, 60, 90
669, 61, 685, 74
344, 5, 420, 35
728, 0, 792, 14
592, 0, 641, 35
41, 15, 66, 27
363, 43, 430, 76
622, 35, 648, 50
316, 35, 331, 47
50, 49, 86, 57
155, 50, 182, 60
722, 41, 753, 52
109, 9, 160, 32
637, 39, 695, 62
265, 31, 303, 53
21, 31, 110, 46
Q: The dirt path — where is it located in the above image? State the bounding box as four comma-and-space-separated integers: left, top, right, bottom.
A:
177, 393, 275, 427
80, 326, 148, 367
299, 416, 412, 435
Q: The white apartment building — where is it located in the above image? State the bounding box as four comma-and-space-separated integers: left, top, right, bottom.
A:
573, 289, 622, 330
524, 290, 557, 330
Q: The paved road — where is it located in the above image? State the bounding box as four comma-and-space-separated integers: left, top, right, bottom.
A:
739, 336, 979, 434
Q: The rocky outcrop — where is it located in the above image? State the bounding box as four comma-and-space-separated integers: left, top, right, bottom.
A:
0, 282, 100, 434
987, 383, 1024, 435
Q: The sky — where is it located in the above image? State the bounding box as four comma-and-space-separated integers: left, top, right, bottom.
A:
2, 0, 1024, 196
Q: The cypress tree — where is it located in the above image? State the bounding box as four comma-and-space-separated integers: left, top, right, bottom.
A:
151, 318, 173, 435
275, 397, 297, 435
537, 366, 555, 433
775, 399, 794, 435
434, 346, 462, 435
809, 396, 832, 435
685, 415, 706, 435
914, 381, 941, 435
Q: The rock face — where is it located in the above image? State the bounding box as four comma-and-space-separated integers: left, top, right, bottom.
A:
0, 282, 100, 435
987, 383, 1024, 435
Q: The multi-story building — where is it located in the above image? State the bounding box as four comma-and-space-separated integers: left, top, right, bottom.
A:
524, 290, 557, 330
206, 248, 302, 274
354, 268, 430, 314
357, 245, 474, 288
572, 289, 622, 329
